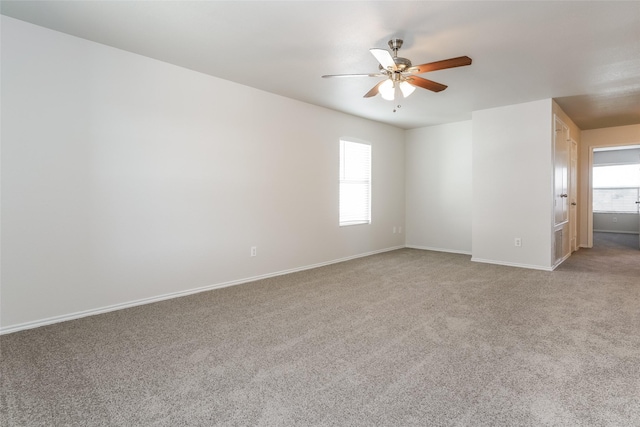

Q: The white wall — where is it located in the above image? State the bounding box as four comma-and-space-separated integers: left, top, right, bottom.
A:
0, 17, 405, 332
471, 99, 554, 270
593, 213, 639, 234
405, 121, 472, 254
580, 124, 640, 247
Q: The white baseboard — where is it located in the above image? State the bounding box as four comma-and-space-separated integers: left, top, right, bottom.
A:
405, 245, 471, 256
0, 246, 405, 335
593, 230, 639, 235
470, 257, 553, 272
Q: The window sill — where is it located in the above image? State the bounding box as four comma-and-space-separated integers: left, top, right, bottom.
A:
339, 221, 371, 227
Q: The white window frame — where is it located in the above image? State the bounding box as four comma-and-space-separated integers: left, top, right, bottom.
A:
339, 139, 371, 226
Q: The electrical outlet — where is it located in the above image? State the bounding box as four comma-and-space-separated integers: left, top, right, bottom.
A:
398, 226, 402, 234
514, 238, 522, 247
251, 246, 257, 257
393, 226, 397, 234
612, 217, 618, 223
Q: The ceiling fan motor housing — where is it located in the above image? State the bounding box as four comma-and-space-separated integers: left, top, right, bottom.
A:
378, 57, 412, 73
388, 39, 412, 71
393, 57, 412, 71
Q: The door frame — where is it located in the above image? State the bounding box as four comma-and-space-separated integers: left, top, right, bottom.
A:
570, 139, 578, 252
587, 143, 640, 248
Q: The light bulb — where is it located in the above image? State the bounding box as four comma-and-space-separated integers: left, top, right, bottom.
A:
379, 79, 395, 101
399, 81, 415, 98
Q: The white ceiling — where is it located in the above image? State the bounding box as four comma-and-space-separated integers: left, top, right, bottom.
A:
2, 1, 639, 130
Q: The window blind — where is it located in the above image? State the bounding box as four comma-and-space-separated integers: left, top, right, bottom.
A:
592, 164, 640, 213
339, 140, 371, 226
593, 187, 640, 213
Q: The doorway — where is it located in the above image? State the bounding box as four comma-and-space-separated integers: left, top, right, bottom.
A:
590, 145, 640, 250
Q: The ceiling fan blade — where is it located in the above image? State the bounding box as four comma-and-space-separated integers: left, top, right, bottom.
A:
363, 80, 385, 98
370, 48, 397, 71
405, 76, 448, 92
322, 73, 385, 78
409, 56, 472, 74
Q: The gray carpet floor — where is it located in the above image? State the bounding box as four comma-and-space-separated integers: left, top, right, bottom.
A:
1, 233, 639, 426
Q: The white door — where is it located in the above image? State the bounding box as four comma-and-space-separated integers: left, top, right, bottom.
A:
554, 119, 569, 226
637, 158, 640, 250
570, 140, 578, 252
553, 117, 571, 264
637, 201, 640, 250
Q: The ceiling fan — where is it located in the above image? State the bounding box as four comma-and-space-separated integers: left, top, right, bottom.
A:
322, 39, 472, 101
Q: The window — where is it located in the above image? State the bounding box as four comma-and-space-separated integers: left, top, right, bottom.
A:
339, 140, 371, 226
593, 188, 639, 213
593, 164, 640, 213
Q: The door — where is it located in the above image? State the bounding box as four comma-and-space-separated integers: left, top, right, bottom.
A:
570, 139, 578, 252
637, 196, 639, 250
637, 157, 640, 250
554, 118, 570, 226
553, 116, 570, 263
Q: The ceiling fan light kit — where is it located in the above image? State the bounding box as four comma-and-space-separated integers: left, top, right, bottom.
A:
379, 79, 395, 100
399, 81, 416, 97
323, 38, 472, 103
379, 80, 415, 101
